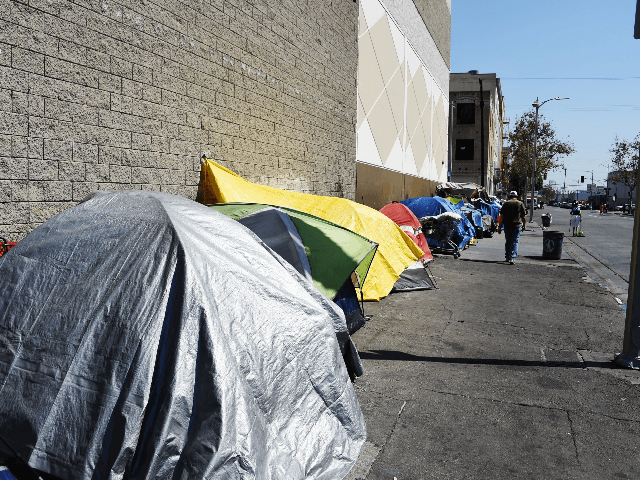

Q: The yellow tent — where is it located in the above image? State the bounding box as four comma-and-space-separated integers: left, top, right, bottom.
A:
199, 159, 423, 301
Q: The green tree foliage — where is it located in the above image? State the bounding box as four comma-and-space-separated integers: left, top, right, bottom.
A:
506, 110, 575, 193
609, 133, 640, 199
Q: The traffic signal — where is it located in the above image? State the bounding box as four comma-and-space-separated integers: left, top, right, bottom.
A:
581, 176, 584, 183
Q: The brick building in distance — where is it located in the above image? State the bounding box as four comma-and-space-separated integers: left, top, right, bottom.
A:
449, 72, 505, 195
1, 0, 451, 240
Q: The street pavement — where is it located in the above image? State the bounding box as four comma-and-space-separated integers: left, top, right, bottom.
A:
346, 213, 639, 480
550, 206, 634, 304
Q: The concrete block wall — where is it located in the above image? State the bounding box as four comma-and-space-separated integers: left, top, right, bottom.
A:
0, 0, 359, 241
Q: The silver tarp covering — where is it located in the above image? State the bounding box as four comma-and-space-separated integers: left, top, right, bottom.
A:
0, 191, 366, 479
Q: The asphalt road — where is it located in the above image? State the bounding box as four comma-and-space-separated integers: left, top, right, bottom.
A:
546, 206, 633, 281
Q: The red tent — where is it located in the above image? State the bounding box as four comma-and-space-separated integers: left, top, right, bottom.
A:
380, 203, 433, 263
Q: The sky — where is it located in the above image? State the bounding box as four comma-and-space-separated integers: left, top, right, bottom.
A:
450, 0, 640, 193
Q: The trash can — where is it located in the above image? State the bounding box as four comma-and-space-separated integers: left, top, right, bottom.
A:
541, 214, 551, 228
542, 230, 564, 259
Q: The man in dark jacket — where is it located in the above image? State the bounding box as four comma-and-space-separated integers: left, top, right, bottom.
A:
497, 191, 527, 264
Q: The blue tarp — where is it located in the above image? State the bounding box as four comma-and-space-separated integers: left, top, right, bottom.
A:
461, 207, 484, 239
490, 202, 501, 220
401, 197, 474, 250
0, 467, 17, 480
476, 201, 500, 221
476, 201, 491, 217
461, 207, 483, 228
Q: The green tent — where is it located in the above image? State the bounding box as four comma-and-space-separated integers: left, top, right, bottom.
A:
209, 203, 378, 300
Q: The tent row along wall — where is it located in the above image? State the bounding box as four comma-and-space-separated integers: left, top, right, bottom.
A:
0, 159, 500, 480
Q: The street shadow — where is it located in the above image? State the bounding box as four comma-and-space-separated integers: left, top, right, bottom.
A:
359, 350, 620, 370
521, 255, 574, 262
458, 258, 506, 264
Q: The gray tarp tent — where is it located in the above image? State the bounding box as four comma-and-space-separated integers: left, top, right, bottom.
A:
0, 191, 365, 480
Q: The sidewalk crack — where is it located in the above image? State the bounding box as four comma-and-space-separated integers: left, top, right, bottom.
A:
380, 400, 407, 449
410, 386, 640, 425
348, 396, 407, 480
566, 410, 581, 466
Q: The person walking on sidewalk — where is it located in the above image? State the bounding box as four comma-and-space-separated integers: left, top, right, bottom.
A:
497, 191, 526, 265
570, 201, 582, 236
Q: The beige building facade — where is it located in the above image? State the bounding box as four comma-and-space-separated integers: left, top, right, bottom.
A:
449, 72, 505, 195
0, 0, 360, 240
355, 0, 452, 210
0, 0, 453, 240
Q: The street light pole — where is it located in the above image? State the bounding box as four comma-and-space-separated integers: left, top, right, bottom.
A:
531, 96, 569, 222
525, 136, 530, 206
479, 79, 485, 189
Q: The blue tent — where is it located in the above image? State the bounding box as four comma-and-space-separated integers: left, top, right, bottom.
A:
461, 206, 483, 238
400, 197, 475, 249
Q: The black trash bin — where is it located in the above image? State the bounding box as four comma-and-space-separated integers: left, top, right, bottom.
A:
542, 230, 564, 259
541, 214, 551, 228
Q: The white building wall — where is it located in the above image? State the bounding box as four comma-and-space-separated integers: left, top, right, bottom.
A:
356, 0, 449, 185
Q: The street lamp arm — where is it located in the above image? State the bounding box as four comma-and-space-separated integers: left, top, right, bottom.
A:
533, 97, 570, 108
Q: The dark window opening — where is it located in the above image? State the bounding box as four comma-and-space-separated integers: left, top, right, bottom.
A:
455, 139, 474, 160
457, 103, 475, 125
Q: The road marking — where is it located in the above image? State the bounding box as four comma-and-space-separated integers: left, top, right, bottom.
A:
562, 239, 629, 303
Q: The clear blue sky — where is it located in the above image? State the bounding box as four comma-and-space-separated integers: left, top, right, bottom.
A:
451, 0, 640, 193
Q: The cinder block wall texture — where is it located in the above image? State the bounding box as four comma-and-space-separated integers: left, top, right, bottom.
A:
0, 0, 359, 241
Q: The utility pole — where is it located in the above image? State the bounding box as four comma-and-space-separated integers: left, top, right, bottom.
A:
449, 100, 455, 182
479, 78, 485, 189
524, 136, 530, 204
616, 146, 640, 368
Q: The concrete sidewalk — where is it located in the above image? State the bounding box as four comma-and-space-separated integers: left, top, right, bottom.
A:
347, 220, 638, 480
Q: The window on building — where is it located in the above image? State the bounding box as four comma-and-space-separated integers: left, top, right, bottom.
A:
457, 103, 475, 125
455, 139, 474, 160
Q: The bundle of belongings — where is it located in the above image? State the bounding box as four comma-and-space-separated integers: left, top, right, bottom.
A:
472, 198, 500, 221
459, 205, 484, 239
0, 191, 366, 480
417, 211, 464, 257
435, 182, 490, 203
401, 196, 475, 252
